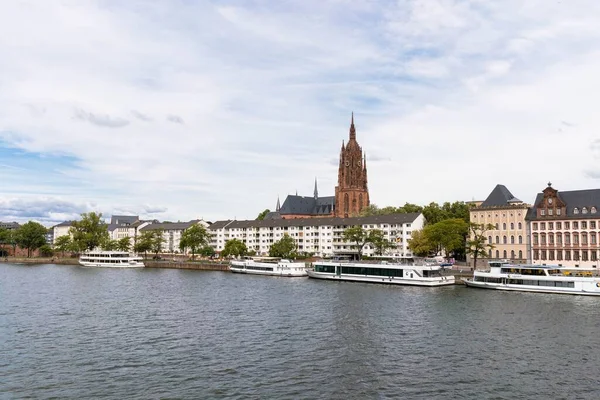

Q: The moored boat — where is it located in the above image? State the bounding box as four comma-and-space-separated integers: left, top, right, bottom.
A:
307, 257, 455, 286
79, 251, 145, 268
464, 261, 600, 296
229, 257, 308, 277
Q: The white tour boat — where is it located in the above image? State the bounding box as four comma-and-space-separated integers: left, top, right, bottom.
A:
79, 251, 145, 268
464, 261, 600, 296
307, 258, 455, 286
229, 257, 308, 277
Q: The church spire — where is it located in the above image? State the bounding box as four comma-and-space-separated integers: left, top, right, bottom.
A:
314, 177, 318, 199
276, 196, 280, 212
349, 112, 356, 141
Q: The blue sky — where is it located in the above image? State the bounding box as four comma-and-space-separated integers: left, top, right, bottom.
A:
1, 0, 600, 225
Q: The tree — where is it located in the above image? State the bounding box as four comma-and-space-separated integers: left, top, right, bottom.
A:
199, 245, 215, 258
54, 235, 72, 258
396, 203, 424, 214
222, 238, 248, 258
466, 223, 495, 270
269, 234, 296, 258
150, 229, 165, 257
359, 204, 382, 216
342, 225, 371, 260
256, 209, 271, 220
426, 218, 469, 258
102, 239, 119, 251
0, 228, 8, 256
117, 237, 131, 252
134, 231, 154, 258
69, 212, 109, 252
15, 221, 47, 257
368, 229, 396, 256
407, 229, 434, 257
179, 224, 210, 258
3, 229, 18, 256
39, 244, 54, 257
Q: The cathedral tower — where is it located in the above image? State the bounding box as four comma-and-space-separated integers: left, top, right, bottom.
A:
334, 113, 370, 217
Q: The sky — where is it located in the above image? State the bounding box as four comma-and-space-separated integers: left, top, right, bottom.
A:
2, 0, 600, 226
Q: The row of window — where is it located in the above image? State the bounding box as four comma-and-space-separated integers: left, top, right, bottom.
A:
489, 222, 523, 230
225, 223, 410, 232
533, 249, 598, 261
533, 232, 598, 245
488, 235, 523, 244
489, 250, 524, 259
473, 276, 575, 288
473, 212, 523, 219
533, 221, 597, 230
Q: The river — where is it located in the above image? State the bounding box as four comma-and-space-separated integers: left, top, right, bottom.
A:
1, 263, 599, 399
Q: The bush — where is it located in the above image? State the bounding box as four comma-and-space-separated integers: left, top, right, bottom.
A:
39, 244, 54, 257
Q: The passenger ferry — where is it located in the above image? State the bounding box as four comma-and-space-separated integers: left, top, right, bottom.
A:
464, 261, 600, 296
229, 257, 308, 277
79, 251, 145, 268
307, 257, 455, 286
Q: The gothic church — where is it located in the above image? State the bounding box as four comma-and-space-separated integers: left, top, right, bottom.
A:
268, 114, 370, 219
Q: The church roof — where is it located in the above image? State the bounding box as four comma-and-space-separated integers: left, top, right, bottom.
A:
279, 195, 335, 216
480, 184, 522, 207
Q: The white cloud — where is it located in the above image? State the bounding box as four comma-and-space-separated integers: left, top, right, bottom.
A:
1, 1, 600, 224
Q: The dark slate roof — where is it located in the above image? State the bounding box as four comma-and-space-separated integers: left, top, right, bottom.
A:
209, 213, 422, 230
263, 211, 282, 220
110, 215, 139, 225
139, 220, 199, 231
54, 220, 74, 227
279, 195, 336, 216
480, 184, 522, 207
0, 221, 20, 230
526, 188, 600, 220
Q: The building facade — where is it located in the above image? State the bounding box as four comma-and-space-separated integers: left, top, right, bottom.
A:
469, 184, 530, 265
527, 183, 600, 268
140, 220, 211, 254
209, 213, 424, 258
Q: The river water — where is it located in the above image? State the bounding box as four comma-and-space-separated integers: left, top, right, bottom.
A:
1, 264, 599, 399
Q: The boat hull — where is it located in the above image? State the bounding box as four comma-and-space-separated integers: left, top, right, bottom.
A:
307, 270, 454, 286
79, 261, 145, 268
464, 279, 600, 296
229, 267, 307, 277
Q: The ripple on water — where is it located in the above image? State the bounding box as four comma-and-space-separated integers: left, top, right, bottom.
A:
2, 264, 600, 399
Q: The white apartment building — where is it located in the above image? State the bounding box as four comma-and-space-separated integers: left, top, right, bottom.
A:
139, 220, 211, 254
107, 215, 155, 243
209, 213, 424, 258
51, 221, 74, 244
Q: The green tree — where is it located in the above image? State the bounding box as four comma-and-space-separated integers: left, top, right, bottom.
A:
199, 245, 216, 258
342, 225, 371, 260
368, 229, 396, 256
359, 204, 382, 216
150, 229, 165, 257
117, 237, 131, 252
16, 221, 47, 257
54, 235, 72, 258
396, 202, 424, 214
426, 218, 469, 258
256, 209, 271, 220
134, 231, 154, 258
179, 224, 210, 258
222, 238, 248, 258
467, 223, 495, 270
102, 239, 119, 251
39, 244, 54, 257
0, 228, 8, 256
269, 234, 296, 258
4, 229, 18, 256
69, 212, 109, 252
408, 229, 434, 257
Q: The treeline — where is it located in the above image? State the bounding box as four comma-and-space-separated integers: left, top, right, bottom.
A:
359, 201, 470, 225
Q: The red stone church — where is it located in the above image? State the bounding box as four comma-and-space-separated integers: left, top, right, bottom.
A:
268, 114, 370, 219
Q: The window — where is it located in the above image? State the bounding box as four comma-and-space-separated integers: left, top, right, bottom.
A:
592, 207, 597, 214
556, 222, 562, 230
511, 250, 515, 259
592, 251, 597, 261
583, 207, 588, 214
582, 221, 587, 229
574, 208, 579, 214
495, 223, 499, 230
574, 250, 580, 261
496, 236, 500, 244
549, 250, 554, 261
582, 233, 588, 245
565, 233, 571, 245
573, 233, 579, 245
549, 222, 554, 230
582, 250, 589, 261
533, 250, 539, 260
573, 222, 579, 230
503, 236, 507, 244
541, 209, 546, 216
541, 233, 546, 245
503, 250, 507, 258
533, 223, 538, 230
591, 221, 597, 229
556, 233, 562, 245
548, 233, 554, 245
549, 209, 553, 216
541, 222, 546, 230
518, 235, 523, 244
503, 223, 507, 230
510, 223, 514, 230
557, 209, 562, 216
557, 250, 562, 261
518, 250, 523, 259
565, 222, 570, 230
541, 250, 547, 260
495, 250, 500, 258
565, 250, 571, 261
488, 236, 492, 243
533, 233, 539, 245
518, 222, 522, 229
488, 250, 492, 258
592, 233, 597, 245
510, 235, 515, 244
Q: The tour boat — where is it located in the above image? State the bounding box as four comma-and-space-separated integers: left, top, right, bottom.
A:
79, 251, 145, 268
229, 257, 308, 277
464, 261, 600, 296
307, 258, 455, 286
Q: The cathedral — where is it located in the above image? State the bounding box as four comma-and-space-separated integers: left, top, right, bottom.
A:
267, 114, 370, 219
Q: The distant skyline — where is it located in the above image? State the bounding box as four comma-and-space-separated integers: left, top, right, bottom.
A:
2, 1, 600, 225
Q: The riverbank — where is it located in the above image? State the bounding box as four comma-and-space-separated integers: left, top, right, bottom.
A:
0, 257, 80, 265
144, 260, 229, 271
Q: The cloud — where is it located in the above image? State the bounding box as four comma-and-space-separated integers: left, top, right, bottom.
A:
167, 115, 184, 124
74, 108, 129, 128
1, 1, 600, 223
